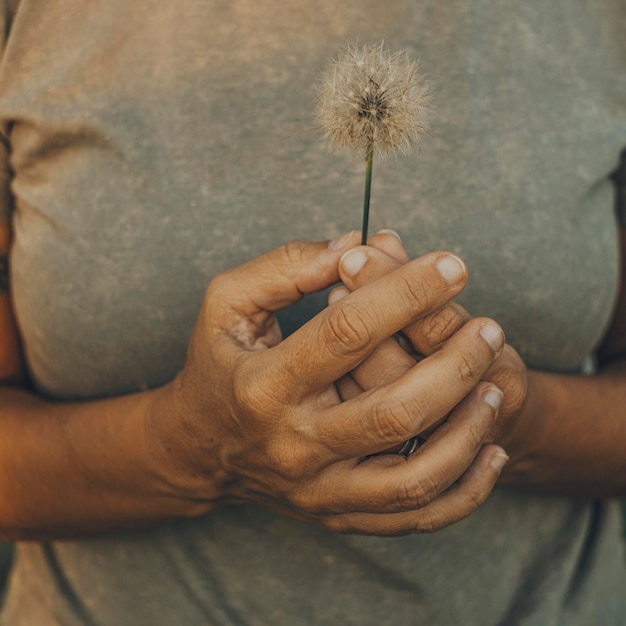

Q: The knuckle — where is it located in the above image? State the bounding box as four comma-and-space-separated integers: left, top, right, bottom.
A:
465, 420, 487, 451
320, 515, 349, 534
379, 361, 413, 386
463, 484, 488, 513
415, 510, 447, 534
414, 473, 440, 507
265, 440, 311, 482
232, 366, 265, 417
204, 270, 233, 303
420, 308, 465, 352
395, 273, 431, 312
324, 303, 375, 357
289, 485, 324, 515
455, 352, 479, 386
275, 240, 307, 268
262, 240, 310, 287
201, 269, 245, 324
233, 358, 296, 414
373, 398, 418, 442
396, 473, 438, 510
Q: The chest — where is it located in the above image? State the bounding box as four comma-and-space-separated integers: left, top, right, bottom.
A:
2, 0, 625, 397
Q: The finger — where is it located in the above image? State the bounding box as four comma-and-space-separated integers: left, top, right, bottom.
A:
483, 345, 529, 433
348, 305, 471, 399
328, 287, 418, 393
350, 337, 416, 392
349, 309, 472, 395
335, 374, 363, 402
341, 245, 526, 431
314, 317, 505, 458
338, 244, 527, 442
366, 229, 410, 264
264, 249, 469, 394
298, 383, 502, 514
204, 231, 361, 326
320, 444, 508, 536
408, 302, 471, 355
340, 244, 472, 356
327, 285, 350, 305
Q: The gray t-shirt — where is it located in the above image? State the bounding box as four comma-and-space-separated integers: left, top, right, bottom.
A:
1, 1, 626, 624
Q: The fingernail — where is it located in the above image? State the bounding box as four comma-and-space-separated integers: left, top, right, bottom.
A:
482, 387, 504, 413
480, 323, 504, 353
436, 254, 466, 285
329, 231, 356, 251
376, 229, 402, 242
340, 249, 367, 276
328, 286, 349, 304
491, 451, 509, 474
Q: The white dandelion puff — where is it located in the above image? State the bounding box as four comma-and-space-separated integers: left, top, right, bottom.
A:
315, 42, 432, 243
316, 42, 432, 158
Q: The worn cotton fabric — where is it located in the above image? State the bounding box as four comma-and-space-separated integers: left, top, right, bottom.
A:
1, 1, 626, 624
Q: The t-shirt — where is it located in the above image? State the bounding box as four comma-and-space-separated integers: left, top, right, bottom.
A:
1, 1, 626, 624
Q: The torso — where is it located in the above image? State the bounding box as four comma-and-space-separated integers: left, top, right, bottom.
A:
1, 1, 625, 624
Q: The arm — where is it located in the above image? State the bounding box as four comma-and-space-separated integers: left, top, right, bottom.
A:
0, 220, 196, 539
0, 385, 197, 540
0, 232, 507, 540
499, 165, 626, 496
497, 225, 626, 497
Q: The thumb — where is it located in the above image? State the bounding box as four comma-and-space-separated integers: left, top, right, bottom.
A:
204, 232, 361, 320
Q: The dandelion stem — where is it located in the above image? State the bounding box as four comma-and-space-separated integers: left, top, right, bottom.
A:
361, 147, 374, 245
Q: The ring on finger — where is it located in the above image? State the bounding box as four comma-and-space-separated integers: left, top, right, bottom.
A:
396, 435, 424, 457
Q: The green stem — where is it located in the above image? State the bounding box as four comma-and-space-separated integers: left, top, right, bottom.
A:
361, 146, 374, 245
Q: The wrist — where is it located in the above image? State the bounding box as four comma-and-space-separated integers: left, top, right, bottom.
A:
142, 377, 226, 517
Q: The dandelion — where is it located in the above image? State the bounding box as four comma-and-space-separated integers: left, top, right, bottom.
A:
316, 42, 432, 244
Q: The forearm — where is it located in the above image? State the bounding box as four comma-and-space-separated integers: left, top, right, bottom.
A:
0, 384, 210, 541
499, 365, 626, 497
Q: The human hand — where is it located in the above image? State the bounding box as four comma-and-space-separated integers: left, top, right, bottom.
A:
332, 231, 528, 449
148, 233, 509, 535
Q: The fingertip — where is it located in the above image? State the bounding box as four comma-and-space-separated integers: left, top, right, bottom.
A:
479, 321, 505, 355
435, 253, 467, 286
481, 386, 504, 414
368, 229, 410, 264
328, 285, 350, 304
490, 448, 509, 474
375, 228, 402, 242
474, 444, 509, 475
339, 247, 369, 277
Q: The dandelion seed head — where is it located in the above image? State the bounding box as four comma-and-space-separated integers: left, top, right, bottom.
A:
316, 42, 432, 159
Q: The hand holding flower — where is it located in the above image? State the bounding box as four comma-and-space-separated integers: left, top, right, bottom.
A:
149, 234, 508, 535
332, 231, 528, 454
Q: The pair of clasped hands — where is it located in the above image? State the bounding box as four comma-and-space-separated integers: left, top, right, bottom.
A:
153, 230, 528, 535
